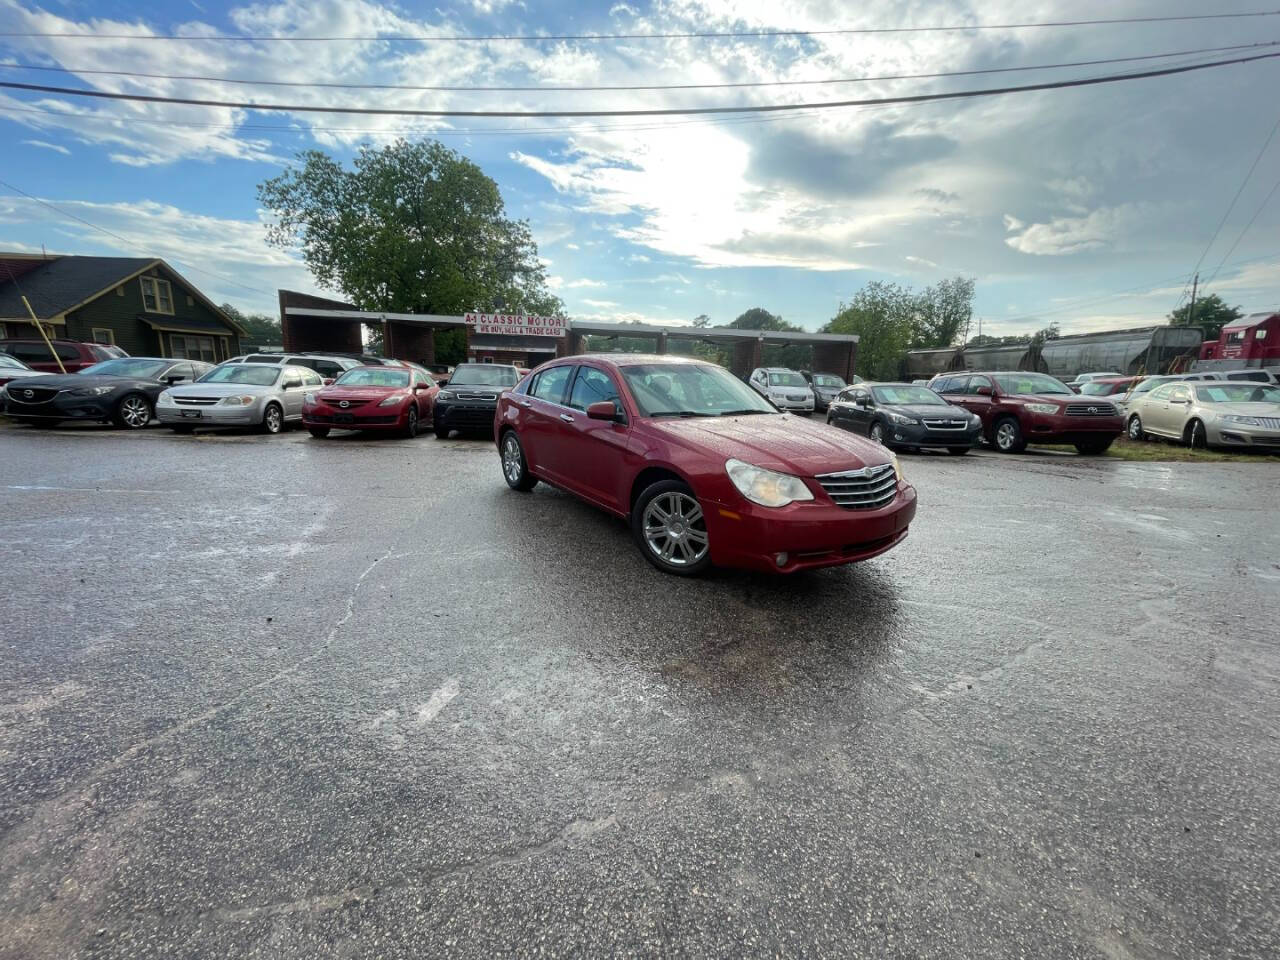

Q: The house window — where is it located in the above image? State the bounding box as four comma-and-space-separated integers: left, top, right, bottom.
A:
171, 334, 218, 363
141, 276, 174, 314
91, 327, 116, 345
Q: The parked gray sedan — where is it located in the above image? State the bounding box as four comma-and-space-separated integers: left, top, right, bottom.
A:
1125, 380, 1280, 450
156, 363, 323, 434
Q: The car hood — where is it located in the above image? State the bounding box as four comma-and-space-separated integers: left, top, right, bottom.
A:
1201, 401, 1280, 416
167, 383, 276, 397
25, 374, 153, 390
888, 403, 969, 418
318, 386, 403, 401
1, 369, 54, 381
647, 413, 890, 476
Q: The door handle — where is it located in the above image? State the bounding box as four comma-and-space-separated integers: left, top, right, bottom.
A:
559, 413, 575, 423
516, 399, 531, 407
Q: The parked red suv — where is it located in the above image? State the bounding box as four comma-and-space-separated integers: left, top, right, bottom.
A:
495, 355, 917, 576
0, 339, 126, 373
929, 371, 1123, 454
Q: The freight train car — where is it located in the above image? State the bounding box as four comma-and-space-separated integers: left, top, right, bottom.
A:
1039, 325, 1202, 379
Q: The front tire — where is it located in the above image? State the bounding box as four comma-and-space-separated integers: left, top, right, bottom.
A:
499, 430, 538, 491
308, 426, 330, 439
869, 421, 886, 445
402, 405, 419, 439
434, 422, 450, 439
1185, 419, 1208, 450
260, 402, 283, 435
1074, 439, 1114, 455
1127, 414, 1146, 441
632, 480, 711, 576
947, 446, 969, 456
993, 416, 1026, 454
171, 424, 195, 434
114, 393, 152, 429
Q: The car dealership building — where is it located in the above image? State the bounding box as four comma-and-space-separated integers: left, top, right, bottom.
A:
278, 289, 859, 380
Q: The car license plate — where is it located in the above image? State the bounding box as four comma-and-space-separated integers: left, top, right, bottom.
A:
180, 410, 202, 419
335, 413, 354, 424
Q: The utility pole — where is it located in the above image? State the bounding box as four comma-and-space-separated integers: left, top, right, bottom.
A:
1187, 272, 1199, 331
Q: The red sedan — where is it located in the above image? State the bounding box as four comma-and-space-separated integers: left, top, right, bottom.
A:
494, 355, 917, 576
302, 365, 437, 438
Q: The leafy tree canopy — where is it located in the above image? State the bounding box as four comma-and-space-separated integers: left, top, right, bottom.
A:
1169, 293, 1242, 341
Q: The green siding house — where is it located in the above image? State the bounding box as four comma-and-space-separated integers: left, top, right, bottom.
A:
0, 253, 245, 361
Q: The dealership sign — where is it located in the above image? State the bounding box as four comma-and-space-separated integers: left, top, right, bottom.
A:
465, 313, 566, 337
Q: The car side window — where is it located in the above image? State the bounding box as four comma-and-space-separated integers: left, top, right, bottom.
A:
1170, 385, 1192, 402
165, 362, 195, 381
567, 366, 622, 412
303, 369, 323, 387
836, 387, 856, 402
532, 365, 574, 404
281, 366, 306, 388
966, 375, 992, 394
1147, 384, 1174, 401
939, 376, 965, 394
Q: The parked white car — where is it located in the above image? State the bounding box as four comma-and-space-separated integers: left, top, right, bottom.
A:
1067, 371, 1122, 392
748, 367, 815, 412
156, 363, 323, 434
220, 352, 362, 383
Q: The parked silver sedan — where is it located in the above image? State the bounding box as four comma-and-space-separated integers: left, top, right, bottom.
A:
1125, 380, 1280, 450
156, 363, 323, 434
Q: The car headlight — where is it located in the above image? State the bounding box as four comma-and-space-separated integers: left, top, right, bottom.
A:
889, 412, 918, 425
1220, 414, 1261, 425
218, 395, 256, 406
378, 393, 409, 407
435, 390, 454, 402
1024, 402, 1060, 415
71, 385, 114, 397
725, 458, 815, 508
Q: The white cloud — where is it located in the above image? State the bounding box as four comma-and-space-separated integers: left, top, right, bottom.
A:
580, 298, 620, 308
20, 139, 70, 155
1004, 206, 1146, 257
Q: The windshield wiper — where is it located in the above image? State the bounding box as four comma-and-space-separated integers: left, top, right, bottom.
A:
650, 410, 716, 418
716, 408, 774, 416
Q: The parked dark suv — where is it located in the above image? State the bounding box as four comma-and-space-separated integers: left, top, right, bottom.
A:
433, 363, 521, 438
929, 371, 1123, 454
0, 339, 126, 373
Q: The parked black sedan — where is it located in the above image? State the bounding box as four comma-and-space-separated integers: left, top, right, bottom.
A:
826, 382, 982, 454
3, 356, 213, 429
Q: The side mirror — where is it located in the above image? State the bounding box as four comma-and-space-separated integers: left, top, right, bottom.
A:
165, 375, 183, 384
284, 378, 302, 389
976, 386, 993, 396
587, 400, 621, 421
436, 377, 448, 386
414, 382, 431, 391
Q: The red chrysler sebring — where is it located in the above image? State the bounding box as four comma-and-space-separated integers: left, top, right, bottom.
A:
303, 365, 437, 438
494, 355, 917, 576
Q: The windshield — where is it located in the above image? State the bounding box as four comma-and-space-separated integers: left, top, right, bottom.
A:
1196, 384, 1280, 404
0, 354, 27, 369
1079, 381, 1120, 396
449, 364, 519, 387
872, 385, 947, 405
80, 358, 169, 378
813, 374, 845, 388
1131, 377, 1171, 395
622, 363, 778, 417
197, 365, 281, 386
767, 371, 807, 388
334, 368, 410, 388
994, 373, 1074, 396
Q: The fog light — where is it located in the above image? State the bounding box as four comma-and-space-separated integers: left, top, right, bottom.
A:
775, 552, 788, 567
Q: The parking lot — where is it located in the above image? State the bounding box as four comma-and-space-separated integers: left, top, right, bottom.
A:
2, 421, 1279, 959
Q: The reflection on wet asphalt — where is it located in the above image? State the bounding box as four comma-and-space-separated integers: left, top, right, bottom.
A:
2, 423, 1278, 958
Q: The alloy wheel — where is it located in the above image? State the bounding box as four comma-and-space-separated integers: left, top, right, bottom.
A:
264, 405, 282, 433
870, 423, 884, 444
996, 421, 1017, 451
119, 396, 150, 429
502, 434, 523, 484
642, 492, 709, 567
1128, 416, 1143, 441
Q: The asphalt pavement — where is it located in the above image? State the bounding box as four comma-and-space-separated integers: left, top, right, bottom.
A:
1, 420, 1278, 959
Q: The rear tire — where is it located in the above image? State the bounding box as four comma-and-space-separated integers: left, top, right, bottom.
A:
947, 446, 969, 456
260, 402, 283, 435
632, 479, 711, 577
113, 393, 152, 429
499, 430, 538, 492
308, 427, 330, 439
171, 424, 195, 434
992, 416, 1026, 454
402, 405, 419, 439
1074, 439, 1114, 455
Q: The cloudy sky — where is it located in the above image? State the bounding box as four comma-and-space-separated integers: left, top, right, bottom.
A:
1, 0, 1278, 336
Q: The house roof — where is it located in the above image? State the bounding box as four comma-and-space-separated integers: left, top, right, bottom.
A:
0, 254, 155, 319
0, 253, 246, 336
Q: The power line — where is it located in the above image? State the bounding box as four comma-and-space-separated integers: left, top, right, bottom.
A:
0, 178, 275, 297
1203, 177, 1280, 286
1, 40, 1272, 92
2, 50, 1278, 118
4, 10, 1279, 43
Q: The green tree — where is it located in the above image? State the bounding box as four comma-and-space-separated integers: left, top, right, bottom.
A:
220, 303, 282, 347
1169, 293, 1242, 342
914, 276, 975, 348
824, 282, 917, 380
726, 307, 811, 368
258, 139, 563, 318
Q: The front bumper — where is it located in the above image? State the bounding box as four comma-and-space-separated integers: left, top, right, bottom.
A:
771, 398, 815, 412
303, 403, 404, 429
703, 484, 917, 574
1207, 422, 1280, 449
4, 394, 114, 421
1020, 413, 1124, 444
156, 401, 262, 426
436, 402, 498, 434
887, 421, 982, 449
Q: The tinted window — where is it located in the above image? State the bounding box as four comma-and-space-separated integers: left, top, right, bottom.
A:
965, 375, 992, 395
309, 359, 346, 378
568, 366, 622, 412
935, 376, 965, 394
1224, 371, 1268, 382
57, 343, 82, 360
532, 365, 574, 403
451, 364, 520, 387
246, 354, 284, 364
302, 369, 323, 386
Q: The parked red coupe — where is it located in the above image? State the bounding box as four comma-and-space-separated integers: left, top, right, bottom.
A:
494, 355, 917, 576
302, 365, 437, 438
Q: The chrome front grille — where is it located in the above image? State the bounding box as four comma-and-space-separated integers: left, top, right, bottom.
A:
7, 386, 61, 403
787, 394, 807, 402
456, 392, 497, 401
1064, 403, 1117, 416
815, 463, 898, 510
921, 418, 969, 430
1254, 417, 1280, 430
173, 396, 220, 406
322, 397, 372, 408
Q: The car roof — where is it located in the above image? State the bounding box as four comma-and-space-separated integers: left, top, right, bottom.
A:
1089, 376, 1139, 383
540, 354, 703, 369
764, 366, 798, 372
